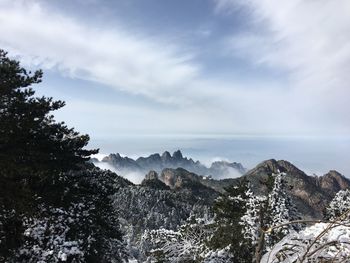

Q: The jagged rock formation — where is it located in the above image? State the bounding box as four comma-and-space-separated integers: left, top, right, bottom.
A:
102, 153, 141, 171
242, 159, 350, 219
318, 170, 350, 195
93, 159, 349, 261
94, 150, 246, 179
141, 170, 170, 190
136, 160, 350, 219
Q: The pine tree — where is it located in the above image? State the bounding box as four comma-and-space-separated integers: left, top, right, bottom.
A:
0, 50, 130, 262
0, 49, 98, 181
209, 174, 301, 262
144, 216, 215, 263
209, 179, 253, 262
240, 188, 267, 247
265, 173, 301, 248
325, 189, 350, 220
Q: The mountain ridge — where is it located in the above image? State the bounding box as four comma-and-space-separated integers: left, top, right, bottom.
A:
93, 150, 246, 179
240, 159, 350, 218
136, 159, 350, 219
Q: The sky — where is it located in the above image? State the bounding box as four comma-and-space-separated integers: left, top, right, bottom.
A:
0, 0, 349, 173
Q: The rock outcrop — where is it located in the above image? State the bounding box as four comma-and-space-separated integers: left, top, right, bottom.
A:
243, 159, 350, 219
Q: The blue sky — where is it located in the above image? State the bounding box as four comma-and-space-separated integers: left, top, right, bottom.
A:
0, 0, 349, 141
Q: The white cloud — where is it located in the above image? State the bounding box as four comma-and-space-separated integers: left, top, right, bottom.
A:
91, 160, 144, 184
0, 0, 348, 137
0, 0, 198, 105
215, 0, 350, 135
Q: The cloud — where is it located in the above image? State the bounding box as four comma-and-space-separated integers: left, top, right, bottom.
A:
91, 160, 144, 184
214, 0, 350, 135
0, 0, 198, 105
0, 0, 348, 137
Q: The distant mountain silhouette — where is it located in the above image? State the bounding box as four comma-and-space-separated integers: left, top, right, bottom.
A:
93, 150, 246, 179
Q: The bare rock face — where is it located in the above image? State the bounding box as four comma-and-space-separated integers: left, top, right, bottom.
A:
141, 170, 170, 190
244, 159, 350, 219
136, 159, 349, 220
161, 151, 172, 163
318, 170, 350, 195
102, 153, 141, 171
144, 170, 159, 181
161, 169, 177, 188
159, 168, 219, 201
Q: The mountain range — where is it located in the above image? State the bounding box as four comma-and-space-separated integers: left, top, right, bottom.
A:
92, 150, 246, 179
91, 156, 350, 261
132, 159, 350, 219
92, 150, 350, 219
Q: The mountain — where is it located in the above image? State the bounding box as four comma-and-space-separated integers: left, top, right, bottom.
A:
113, 169, 214, 261
136, 159, 350, 219
242, 159, 350, 219
93, 150, 246, 179
100, 159, 349, 261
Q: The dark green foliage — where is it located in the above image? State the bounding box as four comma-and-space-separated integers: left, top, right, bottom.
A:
0, 50, 128, 262
15, 168, 129, 263
141, 178, 171, 190
0, 49, 98, 179
209, 179, 253, 262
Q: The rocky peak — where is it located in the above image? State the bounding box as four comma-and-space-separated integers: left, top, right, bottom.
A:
277, 160, 305, 175
101, 153, 141, 171
324, 170, 344, 178
161, 151, 172, 162
141, 170, 170, 190
144, 170, 159, 181
146, 153, 161, 161
104, 153, 122, 161
172, 150, 183, 160
248, 159, 306, 177
160, 168, 178, 188
96, 151, 246, 179
210, 161, 246, 175
318, 170, 350, 195
160, 168, 200, 189
243, 160, 350, 219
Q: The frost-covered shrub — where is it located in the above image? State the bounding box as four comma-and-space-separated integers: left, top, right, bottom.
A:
209, 180, 254, 262
143, 217, 216, 263
263, 186, 350, 262
265, 173, 302, 248
325, 189, 350, 220
240, 188, 266, 245
18, 205, 86, 262
113, 184, 212, 260
210, 173, 301, 262
202, 246, 234, 263
261, 221, 350, 263
1, 168, 129, 263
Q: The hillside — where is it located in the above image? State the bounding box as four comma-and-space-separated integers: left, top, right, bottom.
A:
242, 159, 350, 218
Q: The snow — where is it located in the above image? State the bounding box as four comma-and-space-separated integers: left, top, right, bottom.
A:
262, 221, 350, 262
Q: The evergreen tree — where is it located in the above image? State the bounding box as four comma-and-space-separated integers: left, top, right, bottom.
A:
0, 49, 98, 180
240, 188, 267, 247
0, 50, 129, 262
209, 174, 301, 262
16, 168, 129, 263
265, 173, 301, 248
209, 179, 253, 262
144, 216, 218, 263
325, 189, 350, 220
